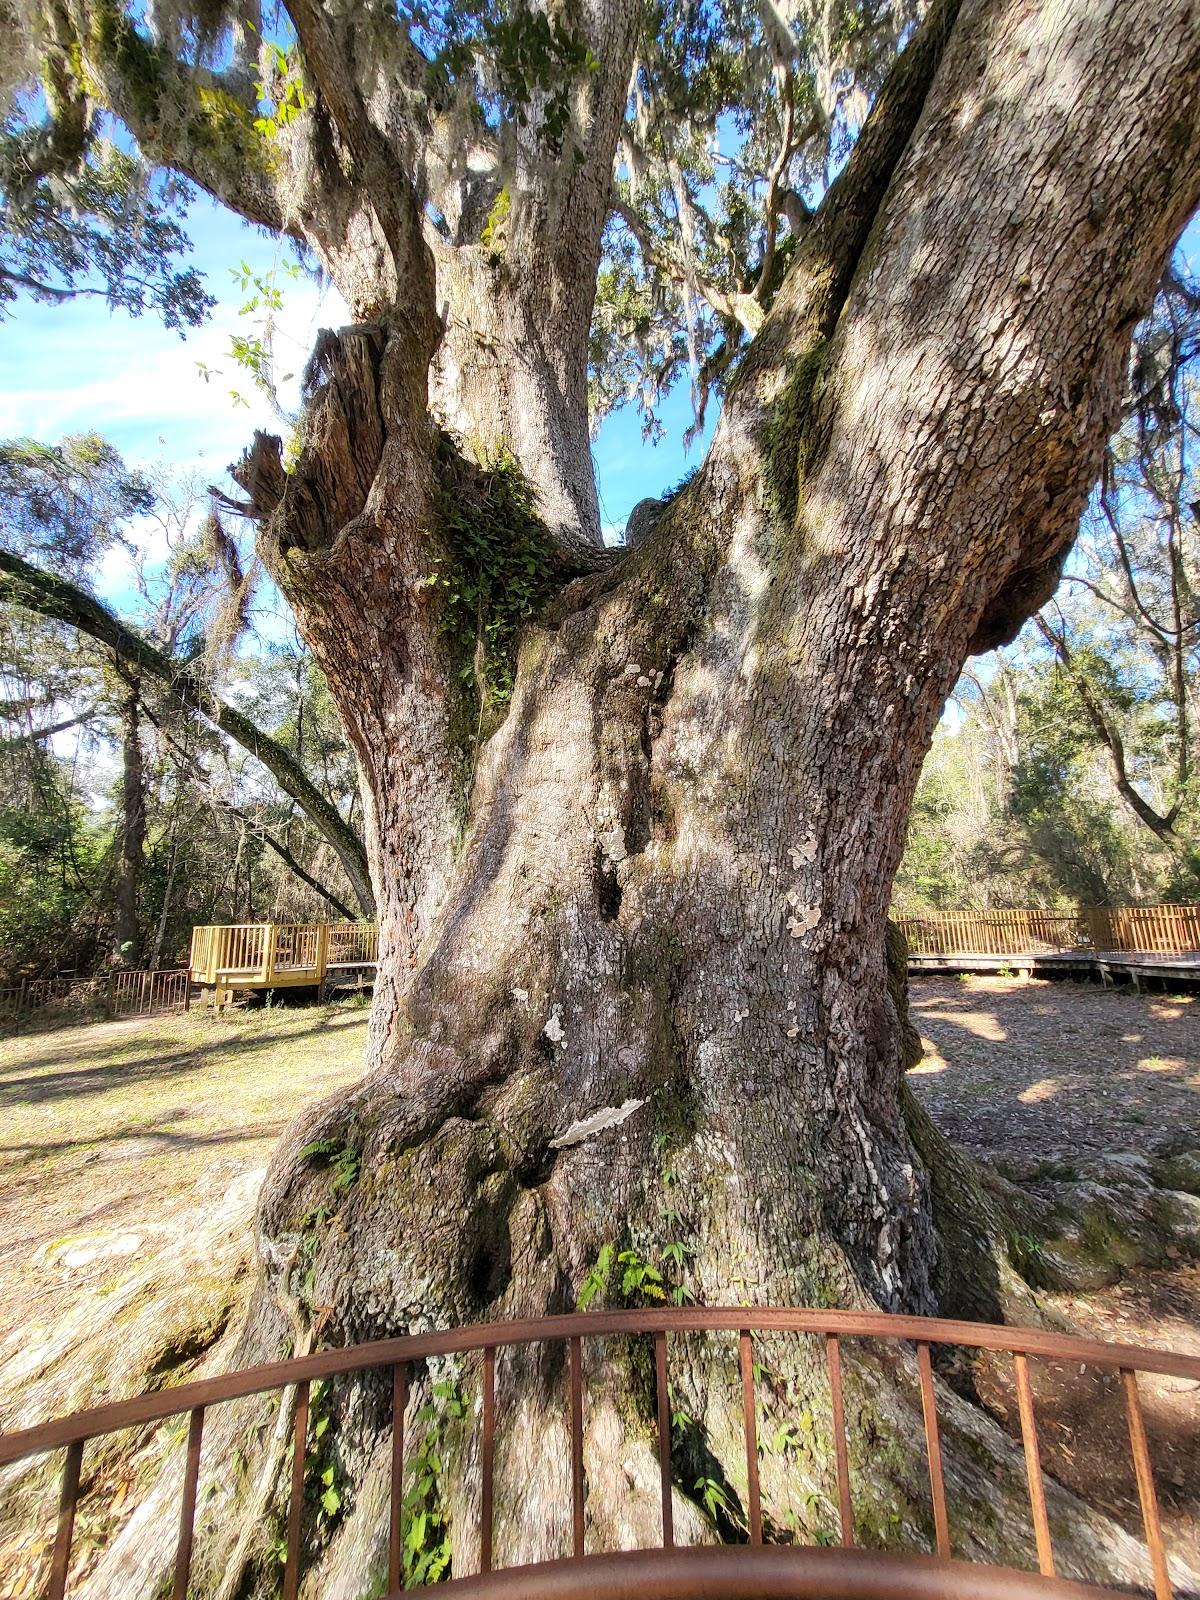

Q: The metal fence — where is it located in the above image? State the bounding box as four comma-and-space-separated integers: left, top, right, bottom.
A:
2, 1307, 1192, 1600
0, 967, 190, 1029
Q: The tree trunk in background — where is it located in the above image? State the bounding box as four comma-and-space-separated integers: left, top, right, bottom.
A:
0, 549, 376, 917
148, 813, 179, 971
84, 0, 1200, 1594
111, 671, 145, 969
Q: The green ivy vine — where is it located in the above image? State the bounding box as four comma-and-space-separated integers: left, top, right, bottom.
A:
429, 440, 565, 722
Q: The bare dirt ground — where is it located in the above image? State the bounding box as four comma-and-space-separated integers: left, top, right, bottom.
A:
1, 979, 1198, 1593
0, 1002, 370, 1597
908, 973, 1200, 1159
909, 974, 1200, 1581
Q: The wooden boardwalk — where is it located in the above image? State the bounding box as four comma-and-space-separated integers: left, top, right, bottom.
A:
186, 906, 1200, 1004
189, 921, 378, 1003
897, 904, 1200, 987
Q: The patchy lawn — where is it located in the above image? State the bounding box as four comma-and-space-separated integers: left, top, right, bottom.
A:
0, 1002, 369, 1348
0, 1002, 369, 1596
2, 977, 1199, 1593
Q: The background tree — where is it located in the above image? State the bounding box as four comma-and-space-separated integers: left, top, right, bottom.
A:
5, 0, 1200, 1591
0, 108, 213, 325
0, 438, 373, 976
895, 657, 1167, 911
898, 272, 1200, 910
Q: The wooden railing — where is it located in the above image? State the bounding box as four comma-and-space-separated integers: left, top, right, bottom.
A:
0, 967, 190, 1028
188, 921, 379, 988
328, 921, 380, 965
895, 904, 1200, 958
2, 1309, 1193, 1600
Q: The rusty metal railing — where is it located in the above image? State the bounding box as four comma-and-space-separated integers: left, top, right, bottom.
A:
2, 1309, 1195, 1599
0, 967, 190, 1028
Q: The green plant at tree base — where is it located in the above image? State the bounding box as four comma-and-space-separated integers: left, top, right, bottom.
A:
292, 1137, 362, 1304
306, 1382, 345, 1521
401, 1377, 465, 1586
297, 1136, 361, 1199
577, 1236, 697, 1310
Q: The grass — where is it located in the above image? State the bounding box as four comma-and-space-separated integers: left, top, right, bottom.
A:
0, 1001, 370, 1163
0, 1001, 369, 1340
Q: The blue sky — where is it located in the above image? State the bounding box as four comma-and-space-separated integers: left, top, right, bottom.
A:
5, 189, 1196, 633
0, 192, 712, 607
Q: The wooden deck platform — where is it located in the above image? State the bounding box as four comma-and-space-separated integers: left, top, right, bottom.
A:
908, 949, 1200, 987
189, 921, 378, 1003
187, 905, 1200, 1005
899, 904, 1200, 988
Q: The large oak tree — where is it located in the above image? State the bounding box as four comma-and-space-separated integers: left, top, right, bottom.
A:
6, 0, 1200, 1590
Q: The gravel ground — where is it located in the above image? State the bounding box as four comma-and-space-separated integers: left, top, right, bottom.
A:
908, 973, 1199, 1160
909, 973, 1200, 1579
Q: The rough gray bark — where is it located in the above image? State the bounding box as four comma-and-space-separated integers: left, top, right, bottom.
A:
57, 0, 1200, 1593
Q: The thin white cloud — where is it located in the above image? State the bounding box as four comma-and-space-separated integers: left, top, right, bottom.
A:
1, 276, 347, 485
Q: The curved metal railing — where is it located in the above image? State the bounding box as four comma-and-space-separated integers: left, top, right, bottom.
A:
2, 1308, 1196, 1599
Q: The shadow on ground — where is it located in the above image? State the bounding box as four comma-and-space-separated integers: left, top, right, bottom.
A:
908, 975, 1199, 1158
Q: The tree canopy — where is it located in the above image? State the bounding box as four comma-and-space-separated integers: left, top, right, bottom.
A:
2, 0, 923, 446
897, 270, 1200, 910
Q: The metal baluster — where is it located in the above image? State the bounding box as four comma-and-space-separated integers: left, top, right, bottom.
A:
481, 1347, 495, 1573
171, 1407, 205, 1600
1122, 1368, 1173, 1600
283, 1380, 310, 1600
47, 1439, 84, 1600
569, 1337, 585, 1559
389, 1364, 408, 1593
1013, 1353, 1054, 1577
916, 1343, 950, 1559
738, 1331, 762, 1544
826, 1336, 853, 1547
655, 1331, 673, 1548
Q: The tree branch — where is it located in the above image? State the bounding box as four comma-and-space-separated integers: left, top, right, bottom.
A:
0, 547, 375, 914
0, 705, 99, 745
1098, 471, 1172, 638
285, 0, 436, 311
733, 0, 965, 394
755, 68, 798, 306
65, 0, 290, 235
152, 714, 358, 919
611, 196, 761, 333
1034, 614, 1193, 859
1060, 572, 1162, 635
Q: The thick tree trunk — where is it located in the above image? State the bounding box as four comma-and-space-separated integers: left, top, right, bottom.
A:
80, 0, 1200, 1594
111, 671, 145, 968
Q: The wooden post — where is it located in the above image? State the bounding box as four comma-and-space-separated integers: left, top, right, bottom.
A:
316, 924, 331, 990
264, 923, 278, 986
